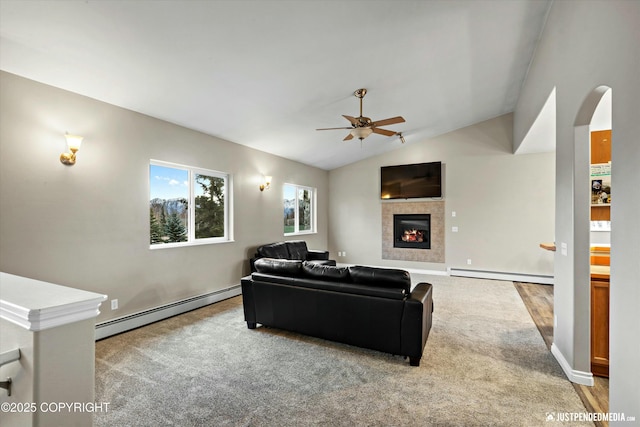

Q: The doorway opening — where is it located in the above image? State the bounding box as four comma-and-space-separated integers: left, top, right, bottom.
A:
574, 86, 611, 398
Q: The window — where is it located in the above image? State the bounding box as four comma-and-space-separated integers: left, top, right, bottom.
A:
150, 160, 231, 247
284, 183, 316, 235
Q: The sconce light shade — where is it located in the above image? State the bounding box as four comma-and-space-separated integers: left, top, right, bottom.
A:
60, 133, 83, 166
260, 175, 272, 192
65, 133, 83, 151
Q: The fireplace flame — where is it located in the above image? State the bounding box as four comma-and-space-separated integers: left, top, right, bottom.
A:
402, 229, 425, 243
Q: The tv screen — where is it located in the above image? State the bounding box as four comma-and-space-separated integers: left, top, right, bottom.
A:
381, 162, 442, 199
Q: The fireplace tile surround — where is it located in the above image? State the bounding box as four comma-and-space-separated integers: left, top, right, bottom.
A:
382, 201, 445, 263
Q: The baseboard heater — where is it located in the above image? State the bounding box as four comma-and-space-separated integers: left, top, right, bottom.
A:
448, 268, 554, 285
95, 285, 242, 340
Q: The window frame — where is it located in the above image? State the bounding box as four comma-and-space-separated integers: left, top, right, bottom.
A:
149, 160, 233, 249
283, 182, 317, 236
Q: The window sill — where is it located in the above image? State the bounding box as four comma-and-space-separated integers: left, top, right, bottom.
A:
284, 231, 317, 237
150, 239, 235, 250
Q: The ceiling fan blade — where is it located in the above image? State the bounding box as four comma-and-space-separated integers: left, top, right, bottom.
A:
372, 127, 397, 137
371, 116, 405, 127
316, 127, 353, 131
343, 133, 354, 141
342, 115, 358, 125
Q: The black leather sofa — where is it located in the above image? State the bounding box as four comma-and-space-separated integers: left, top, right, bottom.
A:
250, 240, 336, 272
241, 259, 433, 366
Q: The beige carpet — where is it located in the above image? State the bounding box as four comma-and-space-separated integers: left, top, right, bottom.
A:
95, 275, 593, 426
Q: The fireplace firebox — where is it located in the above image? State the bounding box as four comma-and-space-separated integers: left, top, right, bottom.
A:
393, 214, 431, 249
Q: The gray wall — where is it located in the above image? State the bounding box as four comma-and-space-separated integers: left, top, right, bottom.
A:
328, 114, 555, 277
513, 0, 640, 420
0, 71, 329, 323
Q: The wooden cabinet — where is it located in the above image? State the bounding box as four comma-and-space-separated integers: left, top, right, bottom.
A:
590, 131, 611, 377
591, 274, 610, 377
590, 130, 611, 164
590, 130, 611, 221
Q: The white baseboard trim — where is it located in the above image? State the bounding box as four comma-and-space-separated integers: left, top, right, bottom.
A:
551, 343, 594, 386
448, 268, 554, 285
402, 267, 449, 276
95, 285, 241, 340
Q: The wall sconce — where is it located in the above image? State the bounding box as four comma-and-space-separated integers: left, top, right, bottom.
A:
60, 133, 84, 166
260, 175, 272, 192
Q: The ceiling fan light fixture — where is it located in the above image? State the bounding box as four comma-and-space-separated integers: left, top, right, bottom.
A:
318, 88, 405, 143
350, 127, 373, 140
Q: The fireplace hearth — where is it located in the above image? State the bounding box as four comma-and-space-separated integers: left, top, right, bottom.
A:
393, 214, 430, 249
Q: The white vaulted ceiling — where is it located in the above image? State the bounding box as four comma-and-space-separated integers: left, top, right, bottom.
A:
0, 0, 551, 170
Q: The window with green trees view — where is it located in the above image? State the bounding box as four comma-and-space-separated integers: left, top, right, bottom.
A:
150, 161, 230, 247
283, 183, 315, 235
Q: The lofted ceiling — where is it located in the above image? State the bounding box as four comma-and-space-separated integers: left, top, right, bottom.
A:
0, 0, 551, 170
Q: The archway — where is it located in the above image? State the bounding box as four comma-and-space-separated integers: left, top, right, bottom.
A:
573, 85, 612, 383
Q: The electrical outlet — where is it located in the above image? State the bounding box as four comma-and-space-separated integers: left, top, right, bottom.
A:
343, 252, 347, 257
452, 211, 456, 217
111, 299, 118, 310
452, 226, 458, 232
467, 259, 472, 265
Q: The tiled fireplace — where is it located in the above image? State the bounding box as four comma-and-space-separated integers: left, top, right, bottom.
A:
382, 201, 444, 263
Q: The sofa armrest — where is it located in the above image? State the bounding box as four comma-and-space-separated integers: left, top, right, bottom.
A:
241, 276, 257, 328
305, 250, 330, 261
249, 256, 259, 273
401, 282, 433, 366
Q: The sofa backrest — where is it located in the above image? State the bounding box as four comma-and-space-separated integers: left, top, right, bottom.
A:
256, 240, 309, 260
256, 242, 290, 259
348, 265, 411, 295
251, 271, 408, 301
285, 240, 309, 260
253, 258, 411, 296
253, 258, 303, 275
301, 261, 349, 281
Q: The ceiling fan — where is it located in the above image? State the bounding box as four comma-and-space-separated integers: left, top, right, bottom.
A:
316, 88, 405, 141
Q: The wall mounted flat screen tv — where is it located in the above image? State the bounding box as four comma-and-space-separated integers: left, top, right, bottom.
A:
381, 161, 442, 199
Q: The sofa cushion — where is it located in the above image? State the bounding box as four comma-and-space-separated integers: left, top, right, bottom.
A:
257, 242, 290, 259
308, 259, 337, 267
286, 240, 309, 260
348, 266, 411, 294
302, 261, 349, 282
254, 258, 302, 276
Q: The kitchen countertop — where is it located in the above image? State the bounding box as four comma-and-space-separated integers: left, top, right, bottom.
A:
591, 265, 610, 280
540, 242, 556, 251
539, 242, 610, 279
